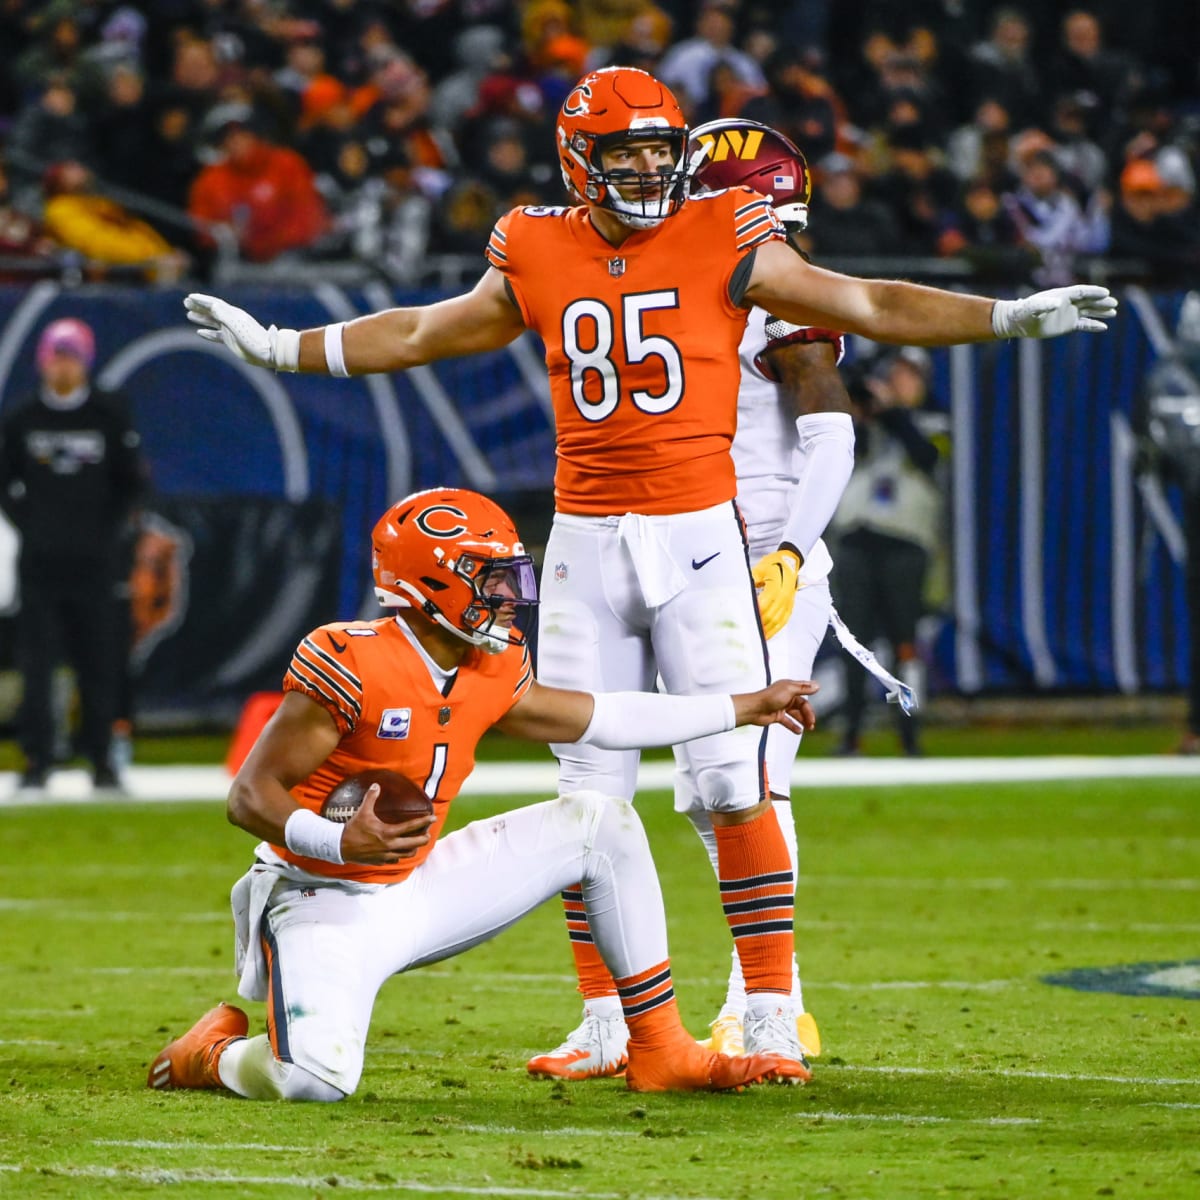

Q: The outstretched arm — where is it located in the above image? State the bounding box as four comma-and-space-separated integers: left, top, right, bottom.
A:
185, 267, 527, 375
494, 678, 819, 745
744, 238, 1117, 346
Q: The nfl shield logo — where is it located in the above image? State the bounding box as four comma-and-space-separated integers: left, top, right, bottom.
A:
438, 706, 451, 726
554, 561, 568, 582
608, 257, 625, 277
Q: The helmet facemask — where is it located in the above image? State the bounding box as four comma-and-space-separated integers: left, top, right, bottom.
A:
578, 129, 691, 229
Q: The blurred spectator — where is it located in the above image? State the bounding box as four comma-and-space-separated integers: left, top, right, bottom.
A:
942, 178, 1035, 282
1002, 149, 1109, 285
14, 14, 106, 106
658, 0, 765, 113
1051, 9, 1138, 127
831, 347, 947, 758
188, 105, 329, 263
91, 64, 159, 196
0, 318, 146, 794
0, 158, 58, 283
738, 44, 846, 163
471, 117, 555, 208
807, 152, 898, 258
946, 98, 1013, 184
868, 120, 959, 257
5, 75, 92, 213
357, 55, 455, 180
273, 31, 337, 127
1117, 89, 1197, 218
429, 26, 511, 137
42, 160, 187, 281
1108, 159, 1200, 283
603, 5, 674, 75
1048, 92, 1108, 194
429, 177, 500, 256
966, 7, 1041, 128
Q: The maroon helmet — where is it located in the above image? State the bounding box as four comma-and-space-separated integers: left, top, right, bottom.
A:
688, 118, 812, 229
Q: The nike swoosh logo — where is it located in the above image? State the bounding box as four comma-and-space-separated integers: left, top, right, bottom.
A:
691, 552, 720, 570
327, 634, 347, 653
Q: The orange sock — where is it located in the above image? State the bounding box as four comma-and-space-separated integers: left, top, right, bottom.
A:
713, 807, 794, 996
615, 960, 681, 1051
562, 886, 618, 1000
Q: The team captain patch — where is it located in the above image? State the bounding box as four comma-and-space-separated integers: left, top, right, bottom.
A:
378, 708, 412, 739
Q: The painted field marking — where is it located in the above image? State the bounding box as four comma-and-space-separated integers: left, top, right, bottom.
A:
93, 1139, 311, 1153
834, 1064, 1199, 1088
794, 1111, 1040, 1126
0, 1163, 718, 1200
4, 753, 1200, 807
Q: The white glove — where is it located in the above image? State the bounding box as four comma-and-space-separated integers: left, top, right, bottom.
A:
991, 285, 1118, 339
184, 293, 301, 371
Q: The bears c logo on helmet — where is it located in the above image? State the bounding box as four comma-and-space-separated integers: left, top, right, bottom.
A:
415, 504, 470, 539
562, 83, 592, 118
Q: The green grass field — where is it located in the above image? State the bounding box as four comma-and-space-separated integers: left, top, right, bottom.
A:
2, 771, 1198, 1199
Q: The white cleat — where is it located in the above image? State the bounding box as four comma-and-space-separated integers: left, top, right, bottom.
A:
526, 1007, 629, 1080
743, 1004, 811, 1085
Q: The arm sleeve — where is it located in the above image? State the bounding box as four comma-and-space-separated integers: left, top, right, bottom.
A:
484, 208, 532, 325
779, 412, 856, 562
577, 690, 736, 750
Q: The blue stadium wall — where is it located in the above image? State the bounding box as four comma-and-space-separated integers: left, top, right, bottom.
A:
0, 281, 1190, 700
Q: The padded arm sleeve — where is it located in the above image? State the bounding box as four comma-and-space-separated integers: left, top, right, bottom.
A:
577, 691, 737, 750
780, 412, 856, 562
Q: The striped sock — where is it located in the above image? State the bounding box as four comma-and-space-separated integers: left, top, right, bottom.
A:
615, 960, 680, 1050
714, 806, 795, 996
561, 886, 618, 1000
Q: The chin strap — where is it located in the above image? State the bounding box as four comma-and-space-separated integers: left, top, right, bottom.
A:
827, 606, 918, 716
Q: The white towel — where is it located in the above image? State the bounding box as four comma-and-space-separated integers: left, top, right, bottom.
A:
230, 862, 279, 1002
616, 513, 688, 608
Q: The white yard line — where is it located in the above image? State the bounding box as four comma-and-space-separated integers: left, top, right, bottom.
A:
0, 1163, 718, 1200
3, 754, 1200, 808
833, 1064, 1198, 1087
794, 1111, 1040, 1126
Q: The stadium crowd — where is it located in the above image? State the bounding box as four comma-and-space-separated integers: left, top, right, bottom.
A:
0, 0, 1197, 284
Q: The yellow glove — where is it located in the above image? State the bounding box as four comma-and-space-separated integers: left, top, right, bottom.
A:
752, 549, 801, 639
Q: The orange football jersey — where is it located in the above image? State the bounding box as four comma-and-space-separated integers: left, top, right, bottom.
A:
485, 187, 785, 516
271, 616, 533, 884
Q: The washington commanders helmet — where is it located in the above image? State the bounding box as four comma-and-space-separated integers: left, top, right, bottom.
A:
557, 67, 689, 230
372, 488, 537, 654
688, 118, 812, 231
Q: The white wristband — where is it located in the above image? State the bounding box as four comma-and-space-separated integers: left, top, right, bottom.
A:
273, 326, 301, 371
991, 300, 1015, 338
323, 322, 350, 377
284, 807, 344, 864
579, 691, 736, 750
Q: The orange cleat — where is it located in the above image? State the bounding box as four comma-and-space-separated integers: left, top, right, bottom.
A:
148, 1002, 248, 1090
625, 1035, 811, 1093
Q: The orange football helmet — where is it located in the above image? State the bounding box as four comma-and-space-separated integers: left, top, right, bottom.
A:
557, 67, 689, 229
372, 488, 537, 654
688, 118, 812, 231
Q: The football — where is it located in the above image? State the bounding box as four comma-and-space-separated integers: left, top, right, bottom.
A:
320, 769, 433, 825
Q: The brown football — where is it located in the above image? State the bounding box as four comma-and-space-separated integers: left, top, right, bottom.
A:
320, 769, 433, 825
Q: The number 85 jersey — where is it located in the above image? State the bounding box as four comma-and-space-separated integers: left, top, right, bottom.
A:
486, 188, 786, 517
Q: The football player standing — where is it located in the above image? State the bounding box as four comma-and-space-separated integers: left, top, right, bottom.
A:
184, 67, 1116, 1081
